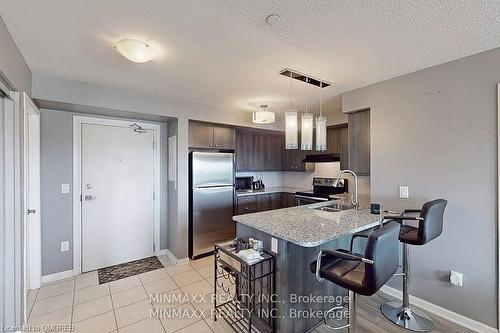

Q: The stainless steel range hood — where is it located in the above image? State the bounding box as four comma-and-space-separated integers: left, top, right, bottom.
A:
303, 153, 340, 163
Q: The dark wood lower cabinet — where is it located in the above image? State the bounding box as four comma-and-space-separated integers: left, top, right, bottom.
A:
256, 194, 271, 212
269, 193, 282, 210
282, 192, 297, 207
236, 195, 257, 215
236, 192, 297, 215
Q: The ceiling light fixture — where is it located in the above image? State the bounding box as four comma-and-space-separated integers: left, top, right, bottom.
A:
252, 105, 275, 124
301, 90, 313, 150
114, 39, 154, 63
315, 82, 327, 151
285, 73, 298, 149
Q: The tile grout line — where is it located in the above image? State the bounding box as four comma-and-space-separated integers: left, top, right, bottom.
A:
138, 269, 167, 333
108, 283, 119, 332
70, 278, 76, 325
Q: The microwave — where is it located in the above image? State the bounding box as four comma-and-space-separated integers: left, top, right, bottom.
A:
235, 176, 254, 191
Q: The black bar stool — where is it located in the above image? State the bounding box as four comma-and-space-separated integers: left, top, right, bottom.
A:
378, 199, 447, 332
310, 221, 401, 332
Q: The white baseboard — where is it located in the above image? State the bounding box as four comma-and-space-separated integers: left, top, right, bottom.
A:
155, 249, 169, 256
41, 269, 74, 284
158, 249, 189, 265
379, 286, 498, 333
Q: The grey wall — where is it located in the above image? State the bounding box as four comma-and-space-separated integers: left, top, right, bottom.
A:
40, 110, 74, 275
167, 120, 180, 258
0, 17, 30, 93
167, 119, 190, 259
40, 109, 170, 275
342, 48, 500, 328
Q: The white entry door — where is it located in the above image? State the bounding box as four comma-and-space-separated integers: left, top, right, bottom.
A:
23, 93, 41, 294
81, 123, 155, 272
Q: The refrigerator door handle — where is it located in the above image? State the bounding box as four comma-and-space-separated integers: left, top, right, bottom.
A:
193, 184, 234, 189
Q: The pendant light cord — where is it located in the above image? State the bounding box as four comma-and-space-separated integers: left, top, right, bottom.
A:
290, 72, 293, 110
305, 78, 309, 114
319, 82, 323, 116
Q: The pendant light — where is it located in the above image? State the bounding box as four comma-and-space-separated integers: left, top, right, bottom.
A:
315, 83, 327, 151
285, 73, 298, 149
301, 93, 313, 150
252, 105, 275, 124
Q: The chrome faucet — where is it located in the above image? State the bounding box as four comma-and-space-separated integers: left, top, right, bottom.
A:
334, 170, 359, 210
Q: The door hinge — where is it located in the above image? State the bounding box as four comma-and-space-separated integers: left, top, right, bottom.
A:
80, 194, 82, 202
153, 243, 156, 252
153, 191, 155, 200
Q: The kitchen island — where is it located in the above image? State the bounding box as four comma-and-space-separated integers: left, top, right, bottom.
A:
232, 198, 382, 333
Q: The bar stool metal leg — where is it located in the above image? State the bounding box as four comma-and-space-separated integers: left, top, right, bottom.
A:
380, 244, 433, 332
348, 290, 357, 333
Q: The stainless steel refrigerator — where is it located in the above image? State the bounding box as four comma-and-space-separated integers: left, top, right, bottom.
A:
189, 151, 235, 259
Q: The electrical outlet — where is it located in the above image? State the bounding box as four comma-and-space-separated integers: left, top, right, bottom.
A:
60, 241, 70, 252
61, 183, 70, 194
450, 270, 464, 287
399, 185, 409, 199
271, 237, 278, 253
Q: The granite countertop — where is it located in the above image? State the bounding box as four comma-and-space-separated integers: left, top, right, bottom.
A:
233, 195, 382, 247
236, 187, 309, 197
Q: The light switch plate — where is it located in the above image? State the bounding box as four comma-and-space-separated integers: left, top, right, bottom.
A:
271, 237, 278, 253
399, 185, 409, 199
61, 183, 70, 194
60, 241, 70, 252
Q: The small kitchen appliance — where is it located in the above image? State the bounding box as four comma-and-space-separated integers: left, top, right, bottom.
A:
235, 176, 254, 191
252, 180, 265, 191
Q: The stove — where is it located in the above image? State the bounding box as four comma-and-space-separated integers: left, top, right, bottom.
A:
295, 177, 348, 205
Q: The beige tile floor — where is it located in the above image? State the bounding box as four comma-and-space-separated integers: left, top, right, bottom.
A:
25, 255, 474, 333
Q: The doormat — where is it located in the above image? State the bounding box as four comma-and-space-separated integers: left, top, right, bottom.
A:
98, 256, 164, 284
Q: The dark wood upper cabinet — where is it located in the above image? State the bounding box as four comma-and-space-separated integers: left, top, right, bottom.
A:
325, 124, 348, 170
338, 126, 349, 170
189, 122, 214, 148
264, 134, 283, 170
213, 126, 236, 149
236, 130, 285, 171
348, 110, 370, 175
327, 127, 340, 153
189, 122, 235, 149
235, 129, 254, 171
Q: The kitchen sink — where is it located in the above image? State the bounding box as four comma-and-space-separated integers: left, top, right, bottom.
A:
311, 203, 355, 212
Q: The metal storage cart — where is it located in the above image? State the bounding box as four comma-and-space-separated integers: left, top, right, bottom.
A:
214, 242, 275, 333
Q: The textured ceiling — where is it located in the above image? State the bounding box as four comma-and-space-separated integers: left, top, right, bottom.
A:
1, 0, 499, 115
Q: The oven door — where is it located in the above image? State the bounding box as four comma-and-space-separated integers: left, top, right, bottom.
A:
294, 194, 329, 206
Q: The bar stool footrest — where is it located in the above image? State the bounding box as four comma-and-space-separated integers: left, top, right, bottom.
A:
323, 306, 350, 331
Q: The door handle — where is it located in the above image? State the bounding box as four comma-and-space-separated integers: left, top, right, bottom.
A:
27, 209, 36, 215
84, 195, 95, 201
